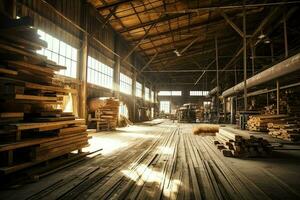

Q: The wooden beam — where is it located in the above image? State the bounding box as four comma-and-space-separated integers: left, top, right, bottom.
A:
140, 52, 158, 72
97, 0, 133, 11
122, 22, 158, 62
219, 10, 244, 37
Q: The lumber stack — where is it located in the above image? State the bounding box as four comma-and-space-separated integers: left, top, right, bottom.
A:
267, 116, 300, 141
193, 124, 219, 136
0, 16, 89, 174
214, 127, 272, 157
247, 114, 288, 132
88, 97, 119, 131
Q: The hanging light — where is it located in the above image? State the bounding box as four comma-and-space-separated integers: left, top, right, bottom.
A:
264, 39, 271, 44
174, 49, 181, 57
258, 30, 266, 39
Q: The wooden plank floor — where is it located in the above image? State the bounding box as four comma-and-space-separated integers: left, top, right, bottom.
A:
1, 120, 300, 199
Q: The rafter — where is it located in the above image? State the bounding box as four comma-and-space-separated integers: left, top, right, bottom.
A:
119, 13, 188, 33
97, 0, 134, 11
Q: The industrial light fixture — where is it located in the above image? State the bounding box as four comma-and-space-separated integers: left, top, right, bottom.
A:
174, 49, 181, 57
258, 31, 266, 39
264, 39, 271, 44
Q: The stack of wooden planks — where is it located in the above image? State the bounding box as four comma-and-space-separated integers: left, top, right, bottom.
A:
0, 16, 89, 174
267, 116, 300, 141
193, 124, 219, 136
247, 114, 288, 132
214, 127, 272, 157
88, 97, 119, 131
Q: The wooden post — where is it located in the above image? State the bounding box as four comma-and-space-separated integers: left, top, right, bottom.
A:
243, 3, 248, 111
132, 71, 137, 121
276, 80, 280, 115
283, 12, 288, 58
113, 36, 120, 99
79, 33, 88, 119
7, 0, 17, 19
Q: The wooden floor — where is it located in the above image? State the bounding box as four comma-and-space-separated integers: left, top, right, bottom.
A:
1, 120, 300, 200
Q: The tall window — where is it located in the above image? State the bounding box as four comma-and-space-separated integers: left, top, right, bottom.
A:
160, 101, 170, 113
158, 91, 182, 96
120, 73, 132, 95
145, 87, 150, 101
190, 91, 209, 96
136, 81, 142, 97
87, 56, 113, 89
119, 103, 129, 118
37, 30, 78, 78
151, 91, 154, 102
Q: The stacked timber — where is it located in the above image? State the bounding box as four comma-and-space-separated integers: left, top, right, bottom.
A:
267, 116, 300, 141
214, 127, 272, 157
247, 114, 288, 132
0, 16, 89, 174
88, 97, 119, 131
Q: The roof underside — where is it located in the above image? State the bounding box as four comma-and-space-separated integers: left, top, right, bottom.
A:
88, 0, 300, 88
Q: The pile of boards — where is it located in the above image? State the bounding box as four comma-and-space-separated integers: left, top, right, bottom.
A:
247, 114, 287, 132
267, 116, 300, 141
0, 16, 89, 174
88, 97, 119, 131
214, 127, 272, 157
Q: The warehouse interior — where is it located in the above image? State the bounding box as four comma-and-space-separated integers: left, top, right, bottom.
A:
0, 0, 300, 199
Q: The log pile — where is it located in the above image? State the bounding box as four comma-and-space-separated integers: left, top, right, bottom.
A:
267, 116, 300, 141
214, 127, 272, 157
247, 114, 287, 132
88, 97, 119, 131
193, 124, 219, 136
0, 17, 89, 174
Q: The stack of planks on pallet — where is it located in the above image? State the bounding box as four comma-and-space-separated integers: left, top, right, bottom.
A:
0, 16, 89, 175
247, 114, 288, 132
267, 116, 300, 141
214, 127, 272, 157
88, 97, 119, 131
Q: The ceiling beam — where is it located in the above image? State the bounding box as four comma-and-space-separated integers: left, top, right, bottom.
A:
150, 1, 300, 14
122, 22, 158, 62
219, 10, 244, 37
143, 69, 249, 73
119, 13, 188, 33
139, 52, 158, 72
97, 0, 133, 11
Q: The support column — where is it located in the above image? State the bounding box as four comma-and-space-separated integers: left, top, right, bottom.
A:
243, 4, 248, 111
251, 42, 255, 76
79, 33, 88, 119
7, 0, 17, 19
215, 35, 219, 120
276, 80, 280, 115
230, 97, 235, 124
113, 37, 120, 99
132, 71, 137, 121
283, 12, 288, 58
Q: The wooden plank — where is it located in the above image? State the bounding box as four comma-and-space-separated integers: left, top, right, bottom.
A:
9, 119, 85, 131
0, 112, 24, 118
0, 67, 18, 75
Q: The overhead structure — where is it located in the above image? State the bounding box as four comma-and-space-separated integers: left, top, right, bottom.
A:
222, 53, 300, 97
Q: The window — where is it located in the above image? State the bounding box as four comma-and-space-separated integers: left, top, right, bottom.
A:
151, 91, 154, 102
37, 29, 78, 78
87, 56, 113, 89
171, 91, 181, 96
136, 82, 142, 97
203, 101, 211, 106
158, 91, 171, 96
119, 103, 129, 118
145, 87, 150, 101
158, 91, 182, 96
190, 91, 209, 96
160, 101, 170, 114
120, 73, 132, 95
